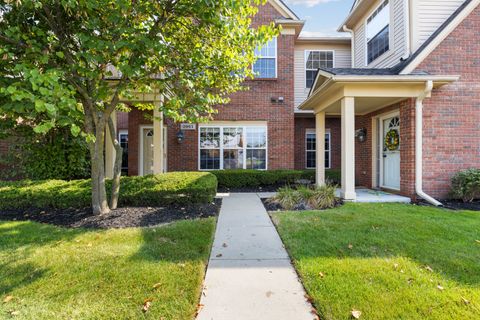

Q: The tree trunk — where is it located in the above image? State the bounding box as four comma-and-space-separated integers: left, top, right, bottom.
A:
90, 117, 110, 215
108, 115, 123, 210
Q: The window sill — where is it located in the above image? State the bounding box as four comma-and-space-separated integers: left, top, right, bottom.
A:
248, 78, 278, 81
367, 49, 393, 67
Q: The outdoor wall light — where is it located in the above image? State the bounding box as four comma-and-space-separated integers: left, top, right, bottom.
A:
176, 130, 185, 144
356, 128, 367, 142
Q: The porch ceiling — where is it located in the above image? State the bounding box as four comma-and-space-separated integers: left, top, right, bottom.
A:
299, 74, 459, 115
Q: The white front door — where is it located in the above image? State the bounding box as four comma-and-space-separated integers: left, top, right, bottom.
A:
382, 115, 400, 190
142, 128, 154, 175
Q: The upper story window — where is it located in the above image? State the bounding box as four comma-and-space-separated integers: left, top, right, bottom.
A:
253, 37, 277, 78
305, 51, 334, 89
366, 0, 390, 64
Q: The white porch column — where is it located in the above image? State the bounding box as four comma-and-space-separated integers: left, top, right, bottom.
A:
105, 110, 116, 179
341, 97, 356, 201
315, 111, 326, 186
153, 101, 164, 174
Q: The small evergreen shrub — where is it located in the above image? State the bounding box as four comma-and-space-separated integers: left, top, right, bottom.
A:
0, 172, 217, 210
450, 169, 480, 202
211, 169, 340, 189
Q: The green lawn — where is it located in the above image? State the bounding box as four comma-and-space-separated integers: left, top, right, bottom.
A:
273, 203, 480, 319
0, 218, 215, 319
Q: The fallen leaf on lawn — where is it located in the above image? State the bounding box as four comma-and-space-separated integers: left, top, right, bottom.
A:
87, 243, 93, 247
179, 263, 186, 268
475, 240, 480, 244
425, 265, 433, 272
351, 309, 362, 319
222, 243, 228, 248
3, 295, 13, 303
408, 278, 414, 285
265, 291, 274, 298
393, 263, 399, 269
152, 283, 162, 289
437, 285, 444, 291
194, 304, 204, 317
348, 244, 353, 249
216, 253, 223, 258
304, 294, 314, 303
461, 297, 470, 305
10, 310, 20, 316
142, 299, 152, 313
318, 272, 325, 278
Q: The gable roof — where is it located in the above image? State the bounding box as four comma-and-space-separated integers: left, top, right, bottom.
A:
268, 0, 300, 20
397, 0, 479, 74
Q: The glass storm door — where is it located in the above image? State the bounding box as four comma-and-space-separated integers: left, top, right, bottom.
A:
382, 116, 400, 190
142, 128, 154, 175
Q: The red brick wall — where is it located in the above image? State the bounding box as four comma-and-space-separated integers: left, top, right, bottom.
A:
412, 4, 480, 199
117, 112, 129, 131
127, 108, 153, 176
167, 2, 296, 171
294, 116, 341, 170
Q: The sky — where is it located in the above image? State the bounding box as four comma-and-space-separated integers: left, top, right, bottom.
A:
283, 0, 354, 37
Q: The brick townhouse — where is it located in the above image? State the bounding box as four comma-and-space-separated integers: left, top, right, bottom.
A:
2, 0, 479, 204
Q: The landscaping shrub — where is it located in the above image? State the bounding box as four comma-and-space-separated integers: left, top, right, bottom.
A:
270, 185, 338, 210
211, 169, 340, 189
0, 172, 217, 210
450, 169, 480, 202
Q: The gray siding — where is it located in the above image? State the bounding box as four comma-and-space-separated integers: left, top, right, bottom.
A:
294, 43, 352, 108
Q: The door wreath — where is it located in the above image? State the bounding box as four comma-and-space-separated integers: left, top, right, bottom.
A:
385, 129, 400, 151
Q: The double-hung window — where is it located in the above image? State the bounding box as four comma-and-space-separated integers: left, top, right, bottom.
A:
305, 51, 334, 89
200, 126, 267, 170
305, 129, 331, 169
366, 0, 390, 64
253, 37, 277, 78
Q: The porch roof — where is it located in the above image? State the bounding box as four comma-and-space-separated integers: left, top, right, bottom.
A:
299, 68, 459, 115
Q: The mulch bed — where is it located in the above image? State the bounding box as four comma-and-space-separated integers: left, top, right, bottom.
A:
0, 198, 222, 229
438, 200, 480, 211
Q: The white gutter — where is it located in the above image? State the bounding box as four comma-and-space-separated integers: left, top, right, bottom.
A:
415, 80, 442, 206
342, 25, 355, 67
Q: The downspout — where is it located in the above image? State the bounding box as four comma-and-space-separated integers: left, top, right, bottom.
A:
342, 25, 355, 67
415, 80, 442, 206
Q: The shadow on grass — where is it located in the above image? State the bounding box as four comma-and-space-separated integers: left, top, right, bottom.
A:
274, 203, 480, 286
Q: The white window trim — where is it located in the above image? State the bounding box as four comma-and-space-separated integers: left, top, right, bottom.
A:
253, 37, 278, 79
364, 0, 392, 66
198, 124, 268, 171
118, 129, 128, 143
305, 129, 331, 169
304, 50, 335, 89
139, 125, 153, 177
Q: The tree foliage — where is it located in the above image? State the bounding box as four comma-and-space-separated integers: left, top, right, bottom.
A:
0, 0, 277, 213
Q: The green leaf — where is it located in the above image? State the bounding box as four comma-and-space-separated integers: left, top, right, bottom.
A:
71, 124, 81, 137
56, 51, 65, 59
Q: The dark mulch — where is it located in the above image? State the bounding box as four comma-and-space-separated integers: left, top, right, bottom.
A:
260, 197, 343, 212
0, 198, 222, 229
439, 200, 480, 211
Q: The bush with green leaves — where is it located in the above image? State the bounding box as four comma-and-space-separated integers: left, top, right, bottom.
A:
271, 184, 338, 211
450, 169, 480, 202
0, 129, 90, 181
211, 169, 340, 189
0, 172, 217, 210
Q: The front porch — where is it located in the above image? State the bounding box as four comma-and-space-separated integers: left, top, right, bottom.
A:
300, 69, 457, 202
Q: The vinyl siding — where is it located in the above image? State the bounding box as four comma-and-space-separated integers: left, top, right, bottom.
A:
294, 43, 352, 108
352, 0, 407, 68
412, 0, 465, 52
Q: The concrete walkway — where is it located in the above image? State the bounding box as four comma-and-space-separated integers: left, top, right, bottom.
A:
197, 193, 314, 320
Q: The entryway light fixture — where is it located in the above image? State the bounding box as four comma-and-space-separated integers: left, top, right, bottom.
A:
355, 128, 367, 142
176, 130, 185, 144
